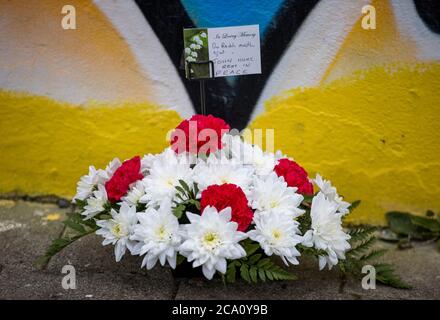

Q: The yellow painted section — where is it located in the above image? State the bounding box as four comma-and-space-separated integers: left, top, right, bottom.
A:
0, 90, 182, 198
249, 63, 440, 225
322, 0, 418, 83
43, 213, 61, 222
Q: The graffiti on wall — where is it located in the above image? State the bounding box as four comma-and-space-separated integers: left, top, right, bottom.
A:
1, 0, 440, 224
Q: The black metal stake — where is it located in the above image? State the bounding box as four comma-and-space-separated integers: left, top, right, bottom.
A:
186, 60, 214, 116
200, 80, 206, 115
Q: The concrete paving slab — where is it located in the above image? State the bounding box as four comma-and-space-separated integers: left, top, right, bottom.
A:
0, 200, 439, 300
0, 200, 176, 299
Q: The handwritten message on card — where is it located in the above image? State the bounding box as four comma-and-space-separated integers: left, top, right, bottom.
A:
183, 25, 261, 79
208, 25, 261, 77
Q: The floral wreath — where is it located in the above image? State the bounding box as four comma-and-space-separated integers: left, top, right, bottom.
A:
40, 115, 409, 288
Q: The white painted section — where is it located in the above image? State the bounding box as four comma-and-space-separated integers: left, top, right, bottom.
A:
391, 0, 440, 61
250, 0, 371, 121
94, 0, 193, 118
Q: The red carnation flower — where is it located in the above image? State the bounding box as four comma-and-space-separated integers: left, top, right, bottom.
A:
105, 156, 143, 203
171, 114, 230, 154
200, 184, 253, 232
274, 158, 314, 195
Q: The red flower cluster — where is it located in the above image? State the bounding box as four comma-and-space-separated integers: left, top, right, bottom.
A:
274, 158, 314, 195
171, 114, 230, 154
105, 156, 143, 203
200, 184, 253, 232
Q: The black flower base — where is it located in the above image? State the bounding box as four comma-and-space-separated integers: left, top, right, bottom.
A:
172, 261, 204, 278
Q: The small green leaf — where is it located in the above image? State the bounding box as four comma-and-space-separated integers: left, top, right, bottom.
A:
63, 220, 86, 233
265, 270, 274, 281
240, 264, 251, 283
193, 183, 199, 196
175, 192, 185, 202
176, 254, 186, 266
243, 241, 260, 256
36, 231, 95, 269
226, 262, 237, 283
374, 263, 411, 289
178, 180, 191, 194
350, 200, 361, 210
249, 266, 258, 283
249, 254, 262, 265
175, 186, 186, 196
172, 204, 185, 219
258, 268, 266, 281
410, 215, 440, 233
257, 258, 271, 268
386, 211, 432, 239
348, 237, 376, 258
360, 249, 387, 262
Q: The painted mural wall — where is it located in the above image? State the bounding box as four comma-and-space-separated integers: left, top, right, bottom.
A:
1, 0, 439, 224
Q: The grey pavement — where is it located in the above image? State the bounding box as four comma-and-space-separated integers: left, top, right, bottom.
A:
0, 200, 439, 300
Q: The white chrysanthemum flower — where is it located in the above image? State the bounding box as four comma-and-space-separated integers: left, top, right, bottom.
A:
250, 172, 304, 219
274, 150, 285, 161
82, 184, 108, 219
314, 174, 350, 215
130, 200, 181, 269
179, 206, 247, 280
73, 166, 100, 201
302, 192, 351, 270
97, 157, 122, 182
193, 154, 254, 195
95, 203, 138, 262
248, 212, 302, 266
222, 134, 276, 176
142, 148, 197, 175
140, 149, 193, 206
121, 180, 146, 207
141, 153, 156, 174
73, 158, 120, 202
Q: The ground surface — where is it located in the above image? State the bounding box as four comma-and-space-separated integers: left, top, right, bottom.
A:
0, 200, 439, 300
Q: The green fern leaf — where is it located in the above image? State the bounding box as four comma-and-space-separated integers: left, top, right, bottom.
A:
348, 236, 376, 258
240, 264, 251, 283
374, 263, 412, 289
349, 226, 376, 243
360, 249, 387, 262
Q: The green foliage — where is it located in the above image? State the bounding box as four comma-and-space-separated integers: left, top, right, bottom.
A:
297, 244, 327, 258
386, 210, 440, 253
373, 263, 411, 289
410, 215, 440, 233
172, 180, 200, 219
339, 226, 411, 289
297, 211, 312, 235
36, 211, 101, 269
385, 211, 438, 240
176, 254, 186, 266
225, 241, 297, 283
385, 210, 440, 253
73, 199, 87, 211
350, 200, 361, 211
